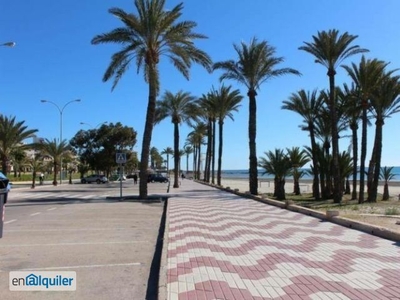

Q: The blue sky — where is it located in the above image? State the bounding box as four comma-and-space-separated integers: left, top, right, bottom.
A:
2, 0, 400, 170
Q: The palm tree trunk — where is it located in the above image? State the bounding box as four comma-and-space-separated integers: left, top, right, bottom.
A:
197, 144, 202, 179
248, 89, 258, 195
383, 183, 389, 200
367, 142, 377, 201
350, 123, 358, 200
173, 122, 180, 188
139, 65, 157, 199
369, 119, 383, 203
211, 119, 216, 184
277, 178, 286, 200
359, 104, 368, 203
204, 120, 211, 182
309, 126, 321, 200
186, 154, 189, 176
1, 157, 8, 176
217, 121, 223, 186
324, 141, 332, 197
53, 163, 58, 186
328, 71, 341, 203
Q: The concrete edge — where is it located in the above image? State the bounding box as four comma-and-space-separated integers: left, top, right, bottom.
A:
158, 198, 169, 300
196, 180, 400, 242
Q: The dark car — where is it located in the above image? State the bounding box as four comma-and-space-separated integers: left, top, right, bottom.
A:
147, 174, 169, 183
81, 174, 108, 184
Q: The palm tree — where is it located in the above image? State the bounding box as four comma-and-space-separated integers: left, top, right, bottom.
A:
183, 145, 193, 176
27, 153, 44, 189
214, 38, 300, 195
91, 0, 212, 198
258, 149, 292, 200
368, 75, 400, 202
161, 147, 173, 175
286, 147, 310, 195
156, 90, 198, 188
282, 89, 324, 199
299, 29, 368, 203
210, 85, 243, 186
342, 56, 390, 203
187, 122, 207, 179
339, 83, 362, 200
0, 115, 37, 175
38, 139, 70, 186
338, 151, 353, 195
380, 166, 396, 200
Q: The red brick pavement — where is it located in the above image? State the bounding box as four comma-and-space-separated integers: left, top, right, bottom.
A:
166, 181, 400, 300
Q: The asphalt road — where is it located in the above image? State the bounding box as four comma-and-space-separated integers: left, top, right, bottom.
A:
0, 181, 167, 299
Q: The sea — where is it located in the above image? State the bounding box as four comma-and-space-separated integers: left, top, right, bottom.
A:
221, 167, 400, 181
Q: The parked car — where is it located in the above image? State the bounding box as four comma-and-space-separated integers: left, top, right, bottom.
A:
81, 174, 108, 184
147, 174, 169, 183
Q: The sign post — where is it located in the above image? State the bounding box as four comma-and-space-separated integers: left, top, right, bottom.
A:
116, 153, 127, 201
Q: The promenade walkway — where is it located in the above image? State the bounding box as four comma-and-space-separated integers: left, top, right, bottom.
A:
166, 180, 400, 300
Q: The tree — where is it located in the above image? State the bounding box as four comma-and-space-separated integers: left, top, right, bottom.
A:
342, 56, 389, 203
156, 90, 198, 188
0, 115, 37, 175
368, 75, 400, 202
299, 29, 368, 203
92, 0, 212, 198
183, 145, 193, 176
161, 147, 174, 175
214, 38, 300, 195
38, 139, 70, 186
258, 149, 292, 200
187, 122, 207, 179
380, 166, 396, 201
282, 89, 324, 199
286, 147, 310, 195
208, 85, 243, 186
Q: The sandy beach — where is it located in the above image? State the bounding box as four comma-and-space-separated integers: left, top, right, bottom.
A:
221, 178, 400, 198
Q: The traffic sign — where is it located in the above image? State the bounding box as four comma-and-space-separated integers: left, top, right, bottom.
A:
116, 153, 127, 164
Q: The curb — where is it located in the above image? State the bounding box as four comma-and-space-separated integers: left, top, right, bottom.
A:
158, 199, 169, 300
196, 181, 400, 242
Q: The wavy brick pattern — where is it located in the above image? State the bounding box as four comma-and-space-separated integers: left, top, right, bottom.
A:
167, 186, 400, 299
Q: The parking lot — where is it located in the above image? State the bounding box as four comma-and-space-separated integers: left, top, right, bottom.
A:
0, 182, 167, 299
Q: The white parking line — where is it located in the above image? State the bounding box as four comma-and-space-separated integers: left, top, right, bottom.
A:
0, 262, 142, 272
30, 212, 41, 216
47, 207, 57, 211
4, 219, 17, 224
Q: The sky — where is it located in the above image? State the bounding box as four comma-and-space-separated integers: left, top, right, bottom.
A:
2, 0, 400, 170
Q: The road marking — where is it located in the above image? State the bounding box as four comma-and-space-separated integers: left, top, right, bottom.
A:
0, 262, 143, 272
0, 241, 150, 247
4, 219, 17, 224
47, 207, 57, 211
30, 212, 41, 216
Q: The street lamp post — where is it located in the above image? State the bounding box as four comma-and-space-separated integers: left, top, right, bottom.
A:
41, 99, 81, 184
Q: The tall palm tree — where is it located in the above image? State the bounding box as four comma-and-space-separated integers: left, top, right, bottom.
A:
210, 85, 243, 186
91, 0, 212, 198
183, 145, 193, 176
187, 122, 207, 179
38, 139, 70, 186
0, 115, 37, 175
339, 83, 362, 200
342, 56, 389, 203
299, 29, 368, 203
214, 38, 300, 195
380, 166, 396, 201
286, 147, 310, 195
368, 75, 400, 202
156, 90, 198, 188
258, 149, 292, 200
282, 89, 324, 199
161, 147, 173, 175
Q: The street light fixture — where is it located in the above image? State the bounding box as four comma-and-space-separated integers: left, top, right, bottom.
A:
1, 42, 16, 47
41, 99, 81, 184
80, 121, 108, 129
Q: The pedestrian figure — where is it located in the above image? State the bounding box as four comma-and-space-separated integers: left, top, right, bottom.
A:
39, 173, 44, 185
181, 173, 185, 180
133, 174, 138, 185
